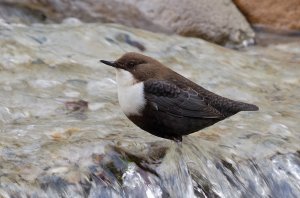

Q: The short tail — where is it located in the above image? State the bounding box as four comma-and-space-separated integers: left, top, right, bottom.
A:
239, 102, 259, 111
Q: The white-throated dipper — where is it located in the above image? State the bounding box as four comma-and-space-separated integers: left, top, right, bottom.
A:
100, 52, 259, 141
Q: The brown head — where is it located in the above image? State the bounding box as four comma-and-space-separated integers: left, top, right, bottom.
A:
100, 52, 170, 82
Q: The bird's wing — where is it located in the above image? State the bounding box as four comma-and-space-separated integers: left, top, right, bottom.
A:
144, 80, 224, 118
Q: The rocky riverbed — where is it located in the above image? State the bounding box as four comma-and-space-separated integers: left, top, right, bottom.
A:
0, 21, 299, 197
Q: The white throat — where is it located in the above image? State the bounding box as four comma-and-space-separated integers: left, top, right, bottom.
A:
116, 69, 146, 116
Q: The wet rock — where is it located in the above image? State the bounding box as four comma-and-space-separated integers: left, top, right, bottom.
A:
65, 100, 88, 113
0, 20, 299, 197
0, 0, 254, 46
115, 33, 146, 52
89, 145, 166, 197
234, 0, 300, 31
50, 128, 80, 141
251, 27, 300, 49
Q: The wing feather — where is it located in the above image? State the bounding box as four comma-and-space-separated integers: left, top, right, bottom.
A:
144, 80, 223, 118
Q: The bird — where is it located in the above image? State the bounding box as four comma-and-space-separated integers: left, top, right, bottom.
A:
100, 52, 258, 142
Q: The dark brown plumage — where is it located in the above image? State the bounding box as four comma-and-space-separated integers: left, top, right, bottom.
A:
100, 52, 258, 141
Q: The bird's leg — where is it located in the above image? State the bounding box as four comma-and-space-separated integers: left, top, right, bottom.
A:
171, 136, 183, 154
172, 135, 182, 143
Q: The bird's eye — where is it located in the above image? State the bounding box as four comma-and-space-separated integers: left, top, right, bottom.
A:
128, 62, 135, 68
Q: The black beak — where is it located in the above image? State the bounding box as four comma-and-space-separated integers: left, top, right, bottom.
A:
100, 60, 117, 67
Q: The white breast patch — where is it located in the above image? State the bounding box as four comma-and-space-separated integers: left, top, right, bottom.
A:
116, 69, 146, 116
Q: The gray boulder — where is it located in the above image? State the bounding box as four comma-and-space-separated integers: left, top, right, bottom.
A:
0, 0, 254, 46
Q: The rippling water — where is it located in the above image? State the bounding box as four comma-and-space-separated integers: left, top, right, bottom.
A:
0, 22, 299, 197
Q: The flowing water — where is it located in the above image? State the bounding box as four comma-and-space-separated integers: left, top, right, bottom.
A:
0, 21, 299, 197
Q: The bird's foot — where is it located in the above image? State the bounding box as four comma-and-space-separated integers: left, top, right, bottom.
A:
172, 136, 182, 143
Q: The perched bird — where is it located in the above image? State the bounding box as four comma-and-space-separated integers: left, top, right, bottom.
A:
100, 52, 258, 141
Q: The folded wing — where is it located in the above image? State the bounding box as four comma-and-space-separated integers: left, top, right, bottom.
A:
144, 80, 224, 118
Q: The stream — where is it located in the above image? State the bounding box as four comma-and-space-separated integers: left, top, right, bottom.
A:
0, 22, 299, 197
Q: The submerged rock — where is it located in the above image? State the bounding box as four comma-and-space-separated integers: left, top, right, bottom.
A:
0, 21, 299, 197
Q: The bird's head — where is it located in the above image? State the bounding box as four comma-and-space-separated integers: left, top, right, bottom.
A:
100, 52, 167, 85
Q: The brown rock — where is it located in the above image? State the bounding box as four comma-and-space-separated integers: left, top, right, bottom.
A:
234, 0, 300, 31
